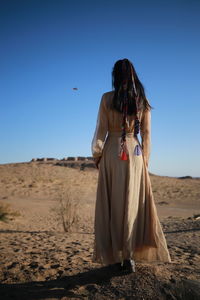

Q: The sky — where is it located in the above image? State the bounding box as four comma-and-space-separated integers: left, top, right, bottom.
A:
0, 0, 200, 177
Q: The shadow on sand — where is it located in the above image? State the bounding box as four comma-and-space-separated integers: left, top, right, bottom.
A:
0, 264, 131, 300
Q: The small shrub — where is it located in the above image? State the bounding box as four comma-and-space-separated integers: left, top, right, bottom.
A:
0, 202, 20, 222
51, 187, 81, 232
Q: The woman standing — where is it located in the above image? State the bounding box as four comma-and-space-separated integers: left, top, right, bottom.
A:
91, 59, 171, 272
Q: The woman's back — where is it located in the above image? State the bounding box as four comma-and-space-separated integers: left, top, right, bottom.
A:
104, 91, 137, 133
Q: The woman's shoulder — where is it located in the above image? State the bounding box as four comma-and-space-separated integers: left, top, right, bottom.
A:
138, 98, 151, 121
102, 90, 114, 98
101, 91, 114, 107
141, 98, 152, 111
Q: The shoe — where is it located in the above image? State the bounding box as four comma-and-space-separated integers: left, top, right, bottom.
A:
121, 259, 136, 273
129, 259, 136, 272
110, 262, 124, 272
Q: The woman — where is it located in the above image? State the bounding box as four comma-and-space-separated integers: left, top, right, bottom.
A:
91, 59, 171, 272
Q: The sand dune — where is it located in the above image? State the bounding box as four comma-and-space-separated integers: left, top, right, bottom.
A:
0, 161, 200, 299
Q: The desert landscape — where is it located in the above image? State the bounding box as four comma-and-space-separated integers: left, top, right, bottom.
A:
0, 159, 200, 299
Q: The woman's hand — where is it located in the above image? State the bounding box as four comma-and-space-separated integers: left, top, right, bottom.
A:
94, 156, 101, 169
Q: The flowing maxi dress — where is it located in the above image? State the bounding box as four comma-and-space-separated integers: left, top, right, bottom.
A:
91, 91, 172, 265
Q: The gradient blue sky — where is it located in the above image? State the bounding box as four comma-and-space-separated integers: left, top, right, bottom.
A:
0, 0, 200, 177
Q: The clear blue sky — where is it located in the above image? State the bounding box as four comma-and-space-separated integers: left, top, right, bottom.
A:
0, 0, 200, 177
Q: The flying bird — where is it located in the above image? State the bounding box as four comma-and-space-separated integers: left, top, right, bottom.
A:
72, 87, 78, 90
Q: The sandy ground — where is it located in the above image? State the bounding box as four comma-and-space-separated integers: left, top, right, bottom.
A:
0, 161, 200, 299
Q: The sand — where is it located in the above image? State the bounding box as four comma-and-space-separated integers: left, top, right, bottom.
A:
0, 161, 200, 299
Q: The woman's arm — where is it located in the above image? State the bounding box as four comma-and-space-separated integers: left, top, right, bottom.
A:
91, 94, 108, 166
140, 108, 151, 168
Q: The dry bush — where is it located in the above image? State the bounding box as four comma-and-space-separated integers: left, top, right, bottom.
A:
0, 202, 20, 222
51, 186, 82, 232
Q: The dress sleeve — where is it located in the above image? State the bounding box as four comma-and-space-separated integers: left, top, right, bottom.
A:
140, 108, 151, 166
91, 94, 108, 158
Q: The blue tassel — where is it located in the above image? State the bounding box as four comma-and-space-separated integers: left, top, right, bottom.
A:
134, 145, 142, 156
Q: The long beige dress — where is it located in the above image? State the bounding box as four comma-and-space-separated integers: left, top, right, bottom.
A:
91, 91, 172, 265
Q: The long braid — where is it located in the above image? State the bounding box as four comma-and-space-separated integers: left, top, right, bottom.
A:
119, 87, 129, 160
131, 64, 140, 137
118, 60, 128, 160
119, 60, 140, 160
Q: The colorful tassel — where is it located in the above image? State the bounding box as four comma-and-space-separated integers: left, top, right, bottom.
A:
121, 150, 128, 160
119, 140, 129, 160
134, 144, 142, 156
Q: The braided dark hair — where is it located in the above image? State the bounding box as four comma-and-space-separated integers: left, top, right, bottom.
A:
111, 58, 151, 160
